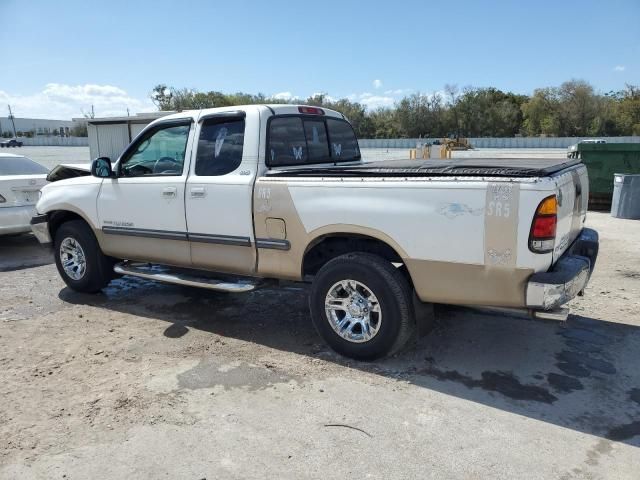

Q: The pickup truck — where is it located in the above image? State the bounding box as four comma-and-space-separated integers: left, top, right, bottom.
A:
30, 104, 599, 360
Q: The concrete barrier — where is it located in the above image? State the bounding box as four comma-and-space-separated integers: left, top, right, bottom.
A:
358, 136, 640, 149
12, 137, 89, 147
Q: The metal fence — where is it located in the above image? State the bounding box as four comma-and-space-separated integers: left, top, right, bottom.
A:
16, 137, 89, 147
358, 136, 640, 149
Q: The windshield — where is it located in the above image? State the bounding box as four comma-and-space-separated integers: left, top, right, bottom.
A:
0, 156, 49, 175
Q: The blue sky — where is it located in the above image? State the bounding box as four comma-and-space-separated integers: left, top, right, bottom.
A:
1, 0, 638, 119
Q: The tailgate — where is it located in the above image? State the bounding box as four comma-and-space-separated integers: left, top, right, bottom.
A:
552, 165, 589, 261
0, 175, 48, 207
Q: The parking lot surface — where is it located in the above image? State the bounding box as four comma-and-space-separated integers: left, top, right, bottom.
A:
1, 213, 639, 479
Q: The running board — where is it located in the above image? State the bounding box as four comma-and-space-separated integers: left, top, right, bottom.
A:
113, 262, 257, 293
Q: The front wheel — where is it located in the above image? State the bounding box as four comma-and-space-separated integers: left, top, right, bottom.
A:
54, 220, 114, 293
309, 253, 415, 360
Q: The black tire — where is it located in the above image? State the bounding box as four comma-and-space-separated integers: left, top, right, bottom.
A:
309, 253, 415, 360
53, 220, 114, 293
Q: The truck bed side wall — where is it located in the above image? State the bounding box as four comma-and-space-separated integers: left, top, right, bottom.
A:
254, 177, 557, 307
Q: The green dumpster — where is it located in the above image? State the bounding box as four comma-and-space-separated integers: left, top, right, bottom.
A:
569, 143, 640, 209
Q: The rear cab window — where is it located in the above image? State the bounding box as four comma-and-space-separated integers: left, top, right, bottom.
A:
267, 115, 360, 167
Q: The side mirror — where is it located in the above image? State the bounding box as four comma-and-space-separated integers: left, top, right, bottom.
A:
91, 157, 114, 178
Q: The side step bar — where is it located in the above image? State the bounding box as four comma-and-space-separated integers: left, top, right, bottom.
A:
113, 262, 257, 293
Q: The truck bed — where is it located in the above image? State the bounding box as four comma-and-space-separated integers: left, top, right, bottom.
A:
267, 158, 582, 178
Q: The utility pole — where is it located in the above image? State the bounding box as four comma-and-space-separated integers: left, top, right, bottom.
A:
7, 104, 17, 138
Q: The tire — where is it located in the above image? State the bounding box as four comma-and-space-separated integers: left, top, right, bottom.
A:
309, 253, 415, 360
53, 220, 114, 293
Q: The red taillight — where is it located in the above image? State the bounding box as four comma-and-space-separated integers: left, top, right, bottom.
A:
298, 106, 324, 115
529, 195, 557, 253
532, 215, 557, 238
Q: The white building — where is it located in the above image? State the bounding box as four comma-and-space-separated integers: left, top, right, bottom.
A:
0, 117, 81, 137
76, 112, 172, 160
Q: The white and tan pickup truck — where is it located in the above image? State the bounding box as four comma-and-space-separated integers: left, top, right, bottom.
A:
31, 104, 599, 359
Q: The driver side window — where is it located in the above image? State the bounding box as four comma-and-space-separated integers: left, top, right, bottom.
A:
120, 123, 190, 177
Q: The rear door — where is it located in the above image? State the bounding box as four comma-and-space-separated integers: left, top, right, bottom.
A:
185, 110, 258, 274
553, 165, 589, 261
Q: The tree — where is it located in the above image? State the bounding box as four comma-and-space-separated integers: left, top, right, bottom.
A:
613, 84, 640, 135
148, 81, 638, 139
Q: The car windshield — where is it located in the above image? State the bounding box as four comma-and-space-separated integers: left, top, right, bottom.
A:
0, 156, 50, 175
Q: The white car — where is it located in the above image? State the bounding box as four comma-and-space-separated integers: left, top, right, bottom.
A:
0, 153, 49, 235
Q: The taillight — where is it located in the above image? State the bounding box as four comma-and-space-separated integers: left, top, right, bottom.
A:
529, 195, 557, 253
298, 106, 324, 115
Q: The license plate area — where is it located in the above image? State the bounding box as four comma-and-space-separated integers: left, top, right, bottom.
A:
20, 190, 39, 204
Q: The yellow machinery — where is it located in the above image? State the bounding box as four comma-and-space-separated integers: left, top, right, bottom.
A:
439, 137, 472, 159
442, 137, 472, 150
410, 138, 472, 160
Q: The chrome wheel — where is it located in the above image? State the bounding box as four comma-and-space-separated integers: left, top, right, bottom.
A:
325, 279, 382, 343
59, 237, 87, 280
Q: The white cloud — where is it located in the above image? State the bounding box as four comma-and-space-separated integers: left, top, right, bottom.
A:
384, 88, 413, 96
0, 83, 155, 120
353, 92, 395, 109
271, 91, 295, 101
373, 79, 383, 89
614, 65, 626, 72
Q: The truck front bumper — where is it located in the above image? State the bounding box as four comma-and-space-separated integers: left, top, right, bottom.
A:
30, 214, 51, 244
526, 228, 599, 311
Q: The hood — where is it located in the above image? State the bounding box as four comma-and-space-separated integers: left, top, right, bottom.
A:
46, 163, 91, 182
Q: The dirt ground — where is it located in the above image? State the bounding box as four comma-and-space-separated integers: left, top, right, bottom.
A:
0, 212, 639, 479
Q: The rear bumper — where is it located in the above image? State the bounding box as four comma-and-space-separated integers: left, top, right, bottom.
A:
0, 205, 37, 236
30, 213, 51, 244
526, 228, 599, 310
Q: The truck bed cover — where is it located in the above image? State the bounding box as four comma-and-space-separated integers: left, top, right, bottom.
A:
267, 158, 582, 178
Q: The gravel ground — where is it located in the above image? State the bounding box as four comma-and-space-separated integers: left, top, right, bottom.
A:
0, 212, 639, 479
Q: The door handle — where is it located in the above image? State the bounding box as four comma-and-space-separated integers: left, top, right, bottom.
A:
190, 187, 206, 198
162, 187, 177, 198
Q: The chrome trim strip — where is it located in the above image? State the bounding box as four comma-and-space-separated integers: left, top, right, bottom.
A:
102, 226, 187, 241
255, 238, 291, 251
102, 226, 252, 246
188, 233, 251, 247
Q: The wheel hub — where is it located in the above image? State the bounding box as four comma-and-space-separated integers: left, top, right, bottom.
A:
59, 237, 87, 281
325, 280, 382, 343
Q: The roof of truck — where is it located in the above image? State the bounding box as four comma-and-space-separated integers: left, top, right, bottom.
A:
152, 104, 345, 124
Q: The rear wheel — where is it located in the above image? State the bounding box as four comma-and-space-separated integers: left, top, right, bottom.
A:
309, 253, 415, 360
54, 220, 114, 293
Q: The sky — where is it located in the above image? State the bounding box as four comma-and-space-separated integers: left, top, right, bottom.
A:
1, 0, 638, 120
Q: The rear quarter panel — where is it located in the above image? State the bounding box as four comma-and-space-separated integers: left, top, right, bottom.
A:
254, 176, 557, 307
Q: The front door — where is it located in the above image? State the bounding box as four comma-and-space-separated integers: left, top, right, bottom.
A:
185, 112, 257, 274
97, 119, 194, 266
